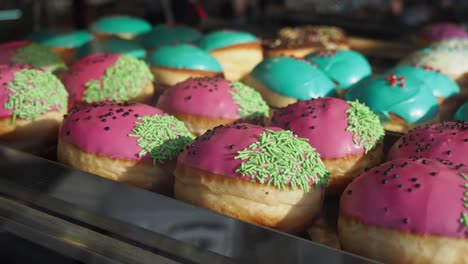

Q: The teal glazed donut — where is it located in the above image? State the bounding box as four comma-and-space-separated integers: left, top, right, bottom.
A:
245, 56, 336, 108
75, 38, 146, 59
90, 16, 151, 36
198, 30, 259, 51
455, 102, 468, 121
345, 73, 439, 133
27, 30, 93, 48
139, 24, 202, 50
305, 49, 371, 92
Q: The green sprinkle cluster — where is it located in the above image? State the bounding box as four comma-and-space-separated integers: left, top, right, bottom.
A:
12, 43, 66, 72
346, 100, 385, 153
234, 129, 330, 191
129, 115, 194, 164
460, 173, 468, 233
229, 81, 269, 119
84, 55, 154, 103
4, 69, 68, 123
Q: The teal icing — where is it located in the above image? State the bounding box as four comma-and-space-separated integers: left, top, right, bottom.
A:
385, 65, 459, 99
90, 16, 151, 35
345, 74, 439, 124
455, 102, 468, 121
250, 56, 336, 99
75, 38, 146, 59
305, 50, 371, 90
27, 30, 93, 48
146, 44, 223, 72
198, 30, 259, 51
139, 24, 202, 49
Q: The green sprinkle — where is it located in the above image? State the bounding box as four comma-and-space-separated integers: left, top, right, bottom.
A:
346, 100, 385, 153
12, 43, 66, 72
229, 81, 269, 119
460, 173, 468, 233
4, 69, 68, 123
83, 55, 154, 103
234, 129, 330, 192
129, 115, 194, 164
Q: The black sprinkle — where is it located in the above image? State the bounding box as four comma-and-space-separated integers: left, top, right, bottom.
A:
403, 218, 409, 224
347, 190, 352, 195
104, 126, 110, 131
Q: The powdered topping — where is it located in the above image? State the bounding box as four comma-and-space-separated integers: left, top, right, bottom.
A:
265, 26, 348, 49
421, 22, 468, 41
235, 129, 329, 191
229, 81, 269, 119
12, 43, 66, 72
4, 68, 68, 122
129, 115, 194, 164
341, 158, 468, 238
346, 100, 384, 153
84, 55, 153, 103
387, 121, 468, 167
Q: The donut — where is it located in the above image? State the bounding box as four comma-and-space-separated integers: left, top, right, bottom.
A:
387, 121, 468, 167
455, 102, 468, 121
345, 73, 439, 133
174, 123, 330, 233
146, 44, 223, 88
90, 16, 151, 39
75, 38, 146, 59
339, 158, 468, 263
0, 41, 66, 73
263, 26, 349, 58
416, 22, 468, 46
0, 64, 68, 153
61, 53, 154, 109
242, 56, 336, 108
27, 30, 93, 65
198, 30, 263, 81
57, 101, 193, 194
156, 77, 269, 135
271, 97, 384, 194
139, 24, 202, 51
304, 49, 371, 97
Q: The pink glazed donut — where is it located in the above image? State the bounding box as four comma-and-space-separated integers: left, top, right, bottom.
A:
387, 121, 468, 168
61, 53, 154, 109
174, 123, 330, 233
156, 77, 269, 135
57, 101, 193, 194
271, 97, 385, 194
339, 158, 468, 264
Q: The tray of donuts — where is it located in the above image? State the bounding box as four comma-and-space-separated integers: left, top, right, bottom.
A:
1, 16, 468, 264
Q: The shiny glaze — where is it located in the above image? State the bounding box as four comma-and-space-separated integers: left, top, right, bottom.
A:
139, 24, 202, 49
341, 158, 468, 238
387, 121, 468, 166
90, 16, 151, 35
27, 30, 93, 48
421, 22, 468, 41
345, 74, 439, 124
385, 65, 459, 99
250, 56, 336, 99
146, 44, 222, 72
198, 30, 259, 51
305, 49, 371, 90
75, 38, 146, 59
455, 103, 468, 122
61, 102, 165, 160
61, 53, 120, 108
157, 77, 240, 119
271, 97, 364, 159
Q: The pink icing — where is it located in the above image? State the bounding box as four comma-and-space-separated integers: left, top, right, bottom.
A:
157, 77, 240, 119
61, 53, 120, 109
387, 121, 468, 167
60, 101, 167, 160
341, 158, 468, 238
0, 41, 30, 65
271, 97, 364, 159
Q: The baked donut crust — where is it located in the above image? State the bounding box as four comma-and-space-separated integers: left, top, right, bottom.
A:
57, 138, 174, 195
174, 163, 324, 234
130, 81, 155, 105
338, 212, 468, 264
384, 113, 440, 134
209, 42, 263, 81
242, 74, 298, 108
264, 43, 349, 59
50, 46, 76, 65
150, 66, 223, 87
0, 109, 66, 153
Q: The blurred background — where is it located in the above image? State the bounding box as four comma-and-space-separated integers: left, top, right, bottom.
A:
1, 0, 468, 41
